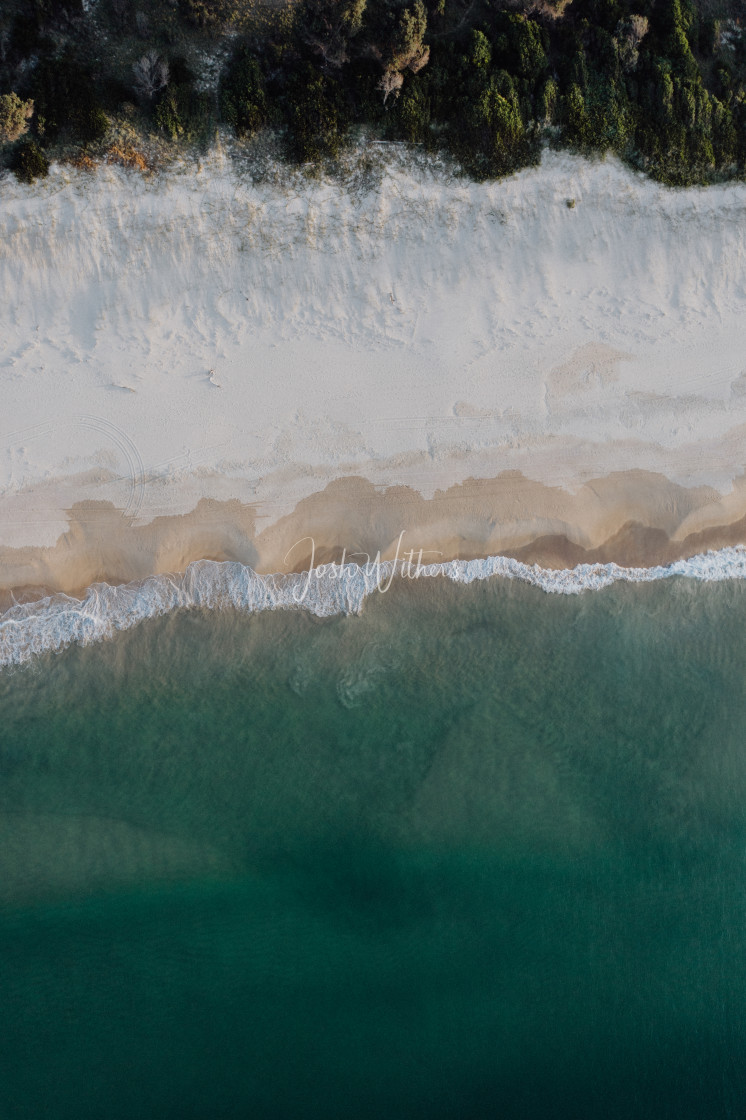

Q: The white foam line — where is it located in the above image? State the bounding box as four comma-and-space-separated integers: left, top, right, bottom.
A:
2, 546, 746, 668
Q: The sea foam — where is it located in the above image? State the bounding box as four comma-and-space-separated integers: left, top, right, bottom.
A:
2, 546, 746, 669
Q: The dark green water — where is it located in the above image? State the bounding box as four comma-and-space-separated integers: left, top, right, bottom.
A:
1, 576, 746, 1118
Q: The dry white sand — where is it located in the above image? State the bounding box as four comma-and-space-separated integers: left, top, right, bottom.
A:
2, 143, 746, 589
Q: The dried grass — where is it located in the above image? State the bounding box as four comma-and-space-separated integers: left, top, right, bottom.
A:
105, 144, 155, 174
67, 151, 98, 173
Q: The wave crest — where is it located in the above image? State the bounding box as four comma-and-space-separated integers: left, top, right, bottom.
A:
3, 547, 746, 668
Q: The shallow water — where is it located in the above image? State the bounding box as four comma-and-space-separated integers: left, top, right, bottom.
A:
2, 576, 746, 1117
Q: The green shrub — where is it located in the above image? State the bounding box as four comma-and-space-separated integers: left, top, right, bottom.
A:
396, 80, 431, 144
0, 92, 34, 145
283, 64, 348, 163
178, 0, 230, 29
563, 82, 592, 148
219, 48, 268, 137
29, 56, 108, 145
80, 106, 110, 145
506, 15, 547, 80
453, 69, 536, 178
537, 77, 559, 125
11, 139, 50, 183
567, 75, 634, 154
468, 30, 491, 72
711, 98, 737, 166
155, 86, 210, 143
155, 89, 183, 141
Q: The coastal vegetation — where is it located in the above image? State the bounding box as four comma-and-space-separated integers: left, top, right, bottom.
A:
0, 0, 745, 185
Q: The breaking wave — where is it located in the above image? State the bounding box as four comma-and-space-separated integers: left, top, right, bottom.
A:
3, 546, 746, 668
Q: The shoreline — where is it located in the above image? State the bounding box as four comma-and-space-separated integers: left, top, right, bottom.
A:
4, 532, 746, 670
3, 469, 746, 606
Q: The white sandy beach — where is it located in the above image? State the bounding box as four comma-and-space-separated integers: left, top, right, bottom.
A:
2, 142, 746, 592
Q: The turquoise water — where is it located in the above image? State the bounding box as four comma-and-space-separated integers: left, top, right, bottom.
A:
1, 576, 746, 1117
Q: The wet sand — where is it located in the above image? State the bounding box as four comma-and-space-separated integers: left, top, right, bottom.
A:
3, 469, 746, 605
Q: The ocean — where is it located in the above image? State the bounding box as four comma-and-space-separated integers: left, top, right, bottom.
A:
1, 570, 746, 1117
